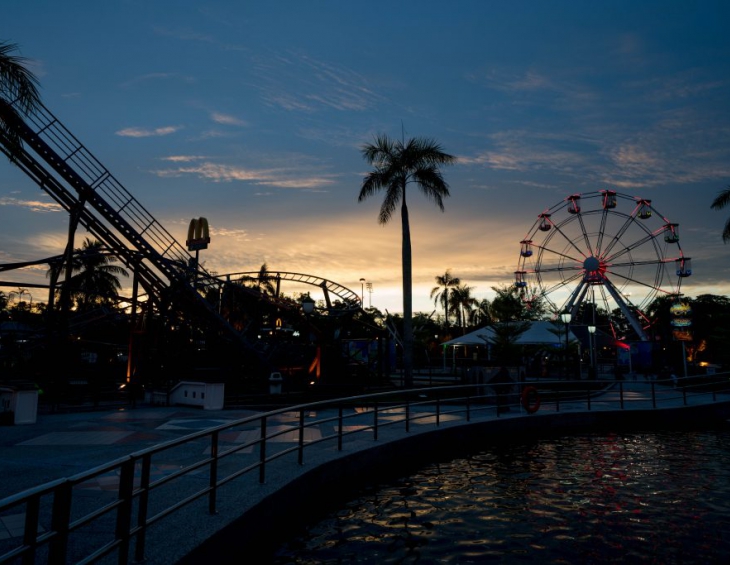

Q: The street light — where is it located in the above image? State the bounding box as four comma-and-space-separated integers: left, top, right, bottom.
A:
359, 278, 366, 306
588, 324, 596, 378
301, 295, 316, 315
560, 311, 572, 379
366, 282, 373, 308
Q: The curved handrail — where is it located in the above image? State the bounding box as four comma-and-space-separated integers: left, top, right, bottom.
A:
1, 374, 729, 564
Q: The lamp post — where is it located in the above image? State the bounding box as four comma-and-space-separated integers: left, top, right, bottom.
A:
560, 311, 572, 379
366, 282, 373, 308
301, 295, 316, 316
359, 278, 366, 306
588, 324, 596, 379
300, 294, 319, 382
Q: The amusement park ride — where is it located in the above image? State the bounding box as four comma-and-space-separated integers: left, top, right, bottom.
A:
0, 86, 382, 394
515, 191, 692, 342
0, 77, 693, 393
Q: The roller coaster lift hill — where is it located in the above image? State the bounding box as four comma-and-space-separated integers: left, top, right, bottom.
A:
0, 81, 388, 397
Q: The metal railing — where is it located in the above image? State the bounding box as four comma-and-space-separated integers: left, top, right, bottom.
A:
1, 373, 729, 564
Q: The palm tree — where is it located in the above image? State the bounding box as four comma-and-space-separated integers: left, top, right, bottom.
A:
239, 262, 277, 295
0, 41, 41, 151
711, 187, 730, 242
471, 298, 492, 327
430, 270, 460, 327
359, 134, 455, 386
48, 238, 129, 311
450, 284, 478, 333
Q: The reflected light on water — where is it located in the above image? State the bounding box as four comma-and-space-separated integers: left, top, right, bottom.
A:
273, 428, 730, 563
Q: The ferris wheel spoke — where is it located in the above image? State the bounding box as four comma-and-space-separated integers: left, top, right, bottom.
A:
600, 211, 637, 259
607, 258, 670, 269
549, 221, 589, 259
576, 214, 595, 257
531, 265, 583, 274
596, 208, 610, 254
533, 244, 584, 265
604, 232, 657, 264
536, 270, 584, 297
603, 268, 664, 294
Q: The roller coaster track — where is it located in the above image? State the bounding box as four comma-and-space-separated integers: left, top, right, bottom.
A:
221, 271, 360, 308
0, 95, 260, 354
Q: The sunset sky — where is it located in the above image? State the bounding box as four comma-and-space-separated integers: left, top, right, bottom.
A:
2, 1, 730, 316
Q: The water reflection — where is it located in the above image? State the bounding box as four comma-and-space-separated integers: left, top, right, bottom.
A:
274, 428, 730, 563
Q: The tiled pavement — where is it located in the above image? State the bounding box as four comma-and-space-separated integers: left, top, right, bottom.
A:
1, 380, 729, 561
0, 405, 268, 538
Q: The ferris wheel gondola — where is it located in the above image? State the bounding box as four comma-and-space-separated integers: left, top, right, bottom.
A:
515, 191, 691, 341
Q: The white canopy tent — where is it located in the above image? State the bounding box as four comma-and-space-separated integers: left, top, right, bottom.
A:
442, 321, 577, 347
440, 321, 580, 371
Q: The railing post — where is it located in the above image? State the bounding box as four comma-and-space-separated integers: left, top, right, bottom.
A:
259, 416, 267, 484
373, 402, 379, 441
556, 389, 561, 412
405, 401, 410, 433
22, 495, 40, 565
466, 394, 471, 422
49, 481, 72, 564
619, 382, 624, 409
338, 406, 344, 451
587, 385, 591, 410
651, 382, 656, 409
209, 430, 219, 515
134, 454, 153, 563
683, 387, 687, 406
298, 409, 305, 465
115, 458, 135, 565
436, 398, 441, 426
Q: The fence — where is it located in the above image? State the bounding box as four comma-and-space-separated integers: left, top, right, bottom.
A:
1, 373, 729, 564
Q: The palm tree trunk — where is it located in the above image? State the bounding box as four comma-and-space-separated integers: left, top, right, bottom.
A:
401, 200, 413, 387
444, 288, 449, 327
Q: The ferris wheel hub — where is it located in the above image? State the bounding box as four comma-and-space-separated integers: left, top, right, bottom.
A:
583, 256, 600, 272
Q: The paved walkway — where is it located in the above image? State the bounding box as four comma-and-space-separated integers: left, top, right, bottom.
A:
1, 378, 728, 562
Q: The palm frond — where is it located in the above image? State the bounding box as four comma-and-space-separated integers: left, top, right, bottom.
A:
0, 42, 41, 114
711, 188, 730, 211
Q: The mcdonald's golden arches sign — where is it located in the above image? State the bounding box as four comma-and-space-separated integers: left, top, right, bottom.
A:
186, 217, 211, 251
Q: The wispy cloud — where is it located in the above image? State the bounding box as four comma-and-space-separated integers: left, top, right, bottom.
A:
161, 155, 207, 163
121, 72, 196, 88
253, 52, 383, 113
116, 126, 182, 137
152, 161, 337, 189
0, 197, 63, 213
459, 130, 597, 174
210, 112, 247, 126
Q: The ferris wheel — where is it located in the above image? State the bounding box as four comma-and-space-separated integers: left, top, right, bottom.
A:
515, 190, 692, 341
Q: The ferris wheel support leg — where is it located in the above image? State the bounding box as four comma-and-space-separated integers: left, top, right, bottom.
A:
603, 281, 649, 341
564, 279, 587, 318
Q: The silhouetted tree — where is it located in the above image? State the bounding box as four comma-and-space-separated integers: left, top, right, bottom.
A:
430, 270, 460, 327
0, 41, 41, 152
711, 187, 730, 242
358, 134, 455, 386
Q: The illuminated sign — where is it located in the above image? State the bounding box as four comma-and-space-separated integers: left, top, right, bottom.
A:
186, 217, 210, 251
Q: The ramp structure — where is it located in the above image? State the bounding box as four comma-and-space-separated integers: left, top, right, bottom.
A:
0, 94, 251, 341
0, 90, 363, 382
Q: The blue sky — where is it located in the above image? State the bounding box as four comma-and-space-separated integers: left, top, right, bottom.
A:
2, 0, 730, 316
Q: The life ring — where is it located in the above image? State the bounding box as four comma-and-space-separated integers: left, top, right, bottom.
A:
521, 386, 540, 414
